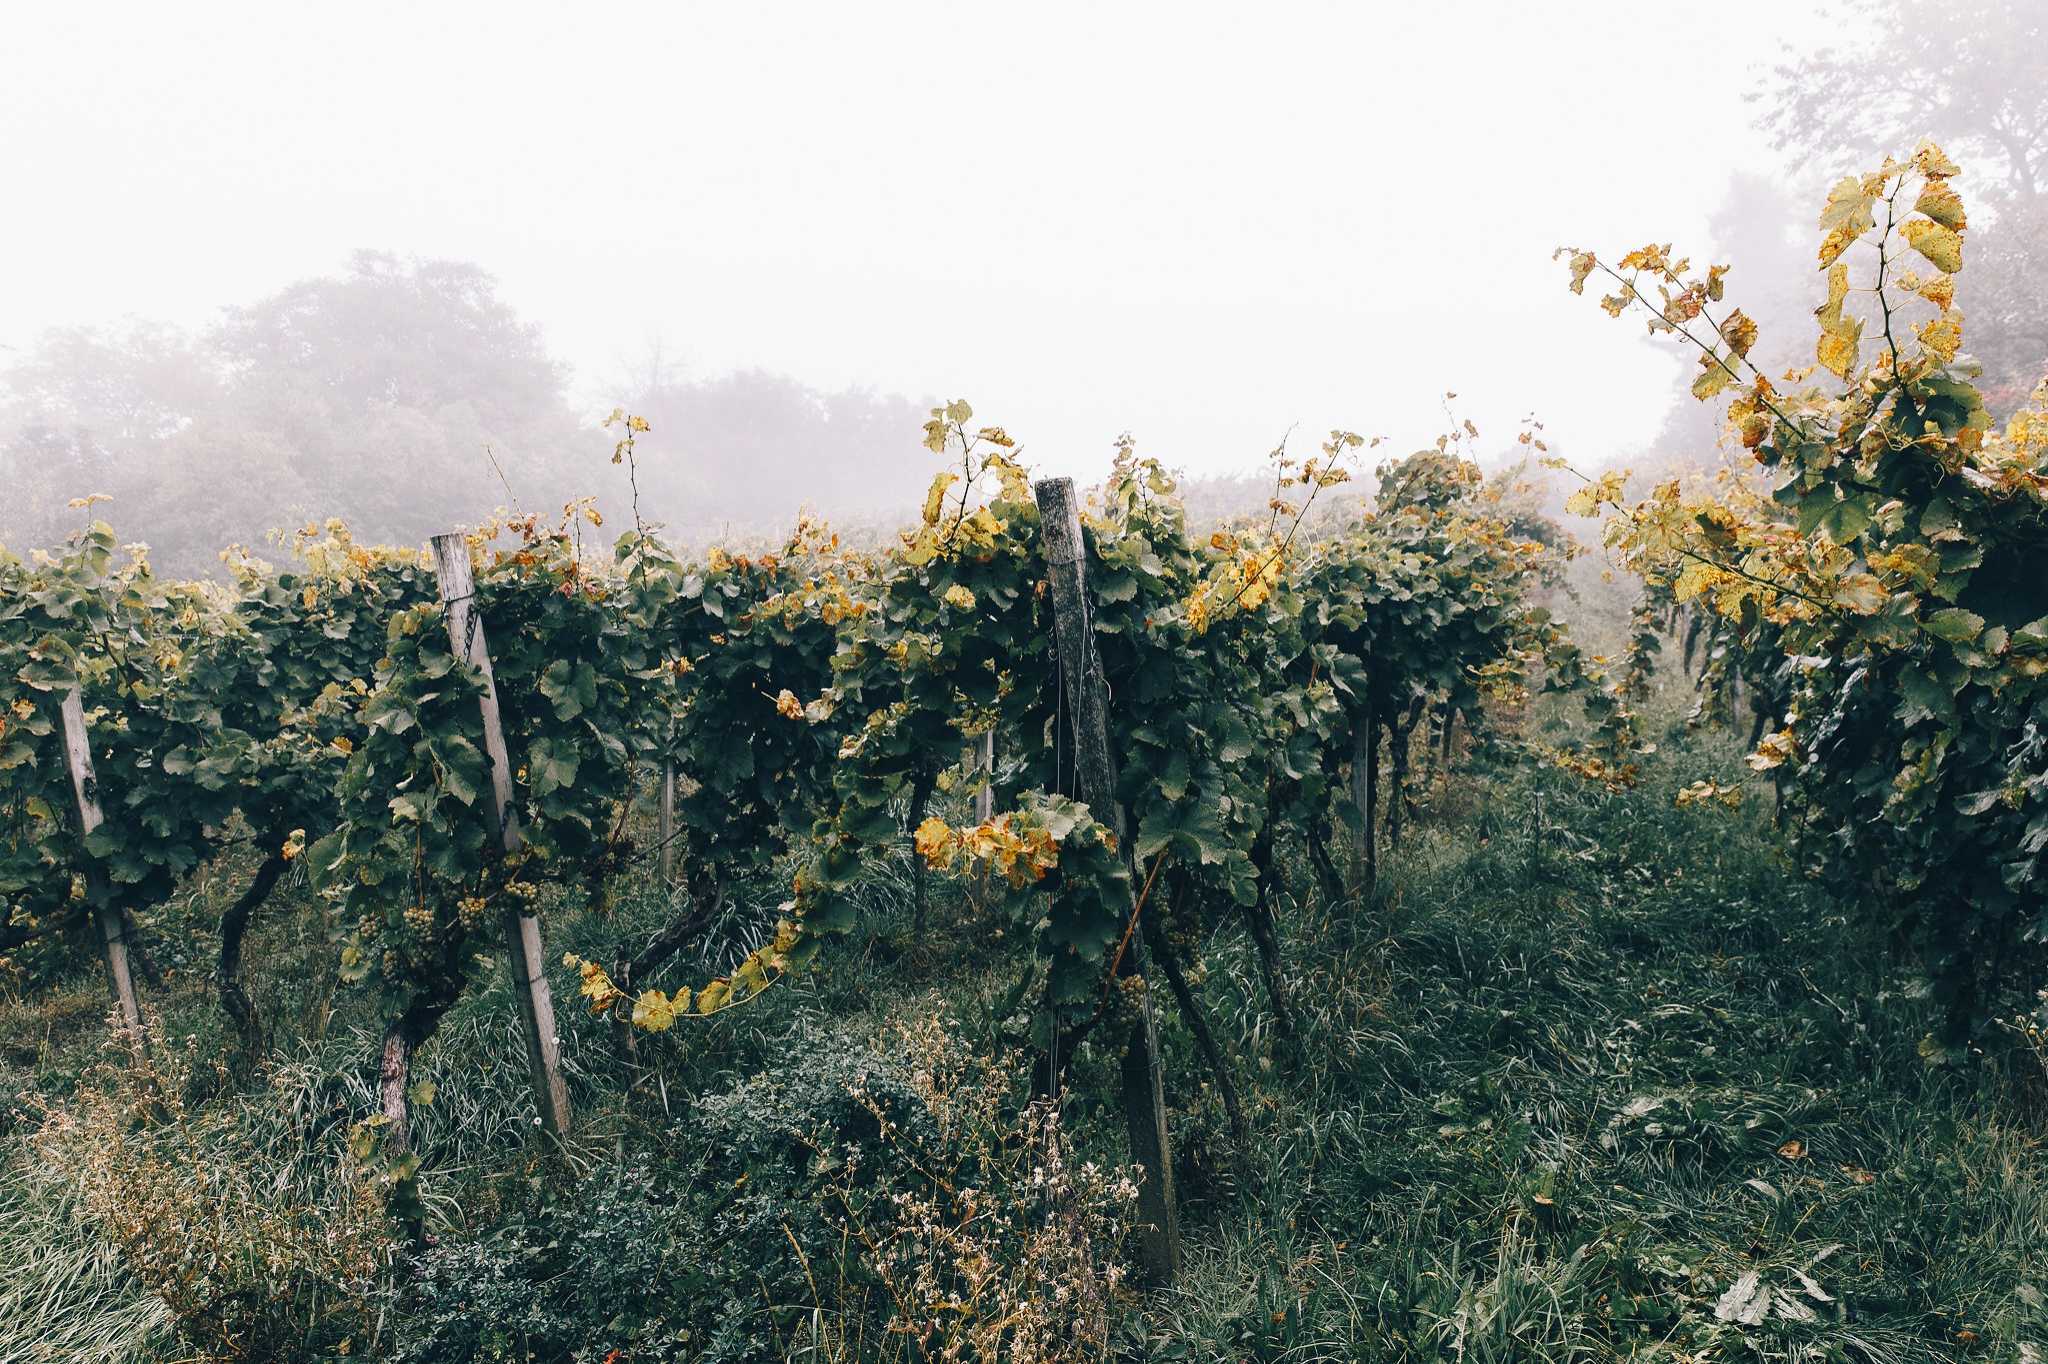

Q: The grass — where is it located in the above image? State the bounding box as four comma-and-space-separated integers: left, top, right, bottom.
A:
0, 1163, 171, 1363
1, 678, 2043, 1361
1126, 705, 2048, 1361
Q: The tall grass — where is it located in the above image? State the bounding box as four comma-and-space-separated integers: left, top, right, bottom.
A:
0, 1156, 171, 1364
1128, 704, 2048, 1361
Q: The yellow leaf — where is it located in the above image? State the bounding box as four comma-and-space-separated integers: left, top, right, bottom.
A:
1719, 308, 1758, 358
1692, 355, 1734, 400
1563, 250, 1596, 295
1746, 731, 1796, 772
922, 471, 959, 526
1618, 243, 1673, 273
1914, 181, 1967, 231
1819, 260, 1850, 316
914, 815, 955, 869
1816, 329, 1858, 380
1563, 470, 1625, 519
941, 583, 976, 611
574, 958, 625, 1014
1814, 262, 1861, 379
632, 988, 679, 1032
1817, 176, 1876, 267
1911, 140, 1959, 180
1901, 218, 1962, 274
1919, 274, 1955, 313
1917, 315, 1963, 365
1672, 559, 1718, 602
1675, 779, 1742, 809
733, 952, 769, 999
1833, 572, 1887, 615
774, 689, 803, 721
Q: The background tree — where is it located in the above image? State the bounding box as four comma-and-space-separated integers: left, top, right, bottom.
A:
0, 323, 225, 563
0, 256, 592, 573
209, 251, 592, 549
1753, 0, 2047, 407
0, 255, 950, 574
607, 365, 934, 543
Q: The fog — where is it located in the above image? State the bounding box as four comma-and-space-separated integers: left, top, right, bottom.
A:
4, 0, 2042, 572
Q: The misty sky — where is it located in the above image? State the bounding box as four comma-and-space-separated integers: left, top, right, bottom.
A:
3, 1, 1839, 480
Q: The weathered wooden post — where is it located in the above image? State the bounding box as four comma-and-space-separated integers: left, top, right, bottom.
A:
974, 731, 995, 824
58, 688, 145, 1043
658, 759, 676, 886
1351, 711, 1378, 894
430, 533, 573, 1143
1032, 477, 1182, 1286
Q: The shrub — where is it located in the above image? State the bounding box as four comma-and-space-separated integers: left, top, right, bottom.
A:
388, 1163, 699, 1364
34, 1027, 394, 1362
691, 1012, 1136, 1361
390, 1012, 1133, 1363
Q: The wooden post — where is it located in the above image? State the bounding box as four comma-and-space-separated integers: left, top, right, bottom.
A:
430, 533, 573, 1143
1032, 477, 1181, 1286
658, 760, 676, 887
974, 731, 995, 824
1388, 706, 1416, 851
58, 688, 145, 1042
1349, 713, 1373, 894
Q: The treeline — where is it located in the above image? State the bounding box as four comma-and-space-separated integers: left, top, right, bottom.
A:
0, 253, 949, 576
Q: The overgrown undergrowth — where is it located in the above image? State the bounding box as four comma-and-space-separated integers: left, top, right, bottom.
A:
2, 698, 2042, 1363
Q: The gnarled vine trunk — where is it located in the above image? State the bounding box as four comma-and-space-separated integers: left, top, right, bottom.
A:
217, 851, 289, 1061
1143, 896, 1249, 1152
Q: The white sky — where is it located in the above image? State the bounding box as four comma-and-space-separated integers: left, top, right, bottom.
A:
1, 1, 1841, 479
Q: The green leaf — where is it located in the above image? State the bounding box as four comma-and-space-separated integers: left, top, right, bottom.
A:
435, 735, 486, 806
1816, 497, 1872, 546
1922, 607, 1984, 645
539, 659, 598, 720
1134, 800, 1229, 866
1154, 748, 1191, 802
